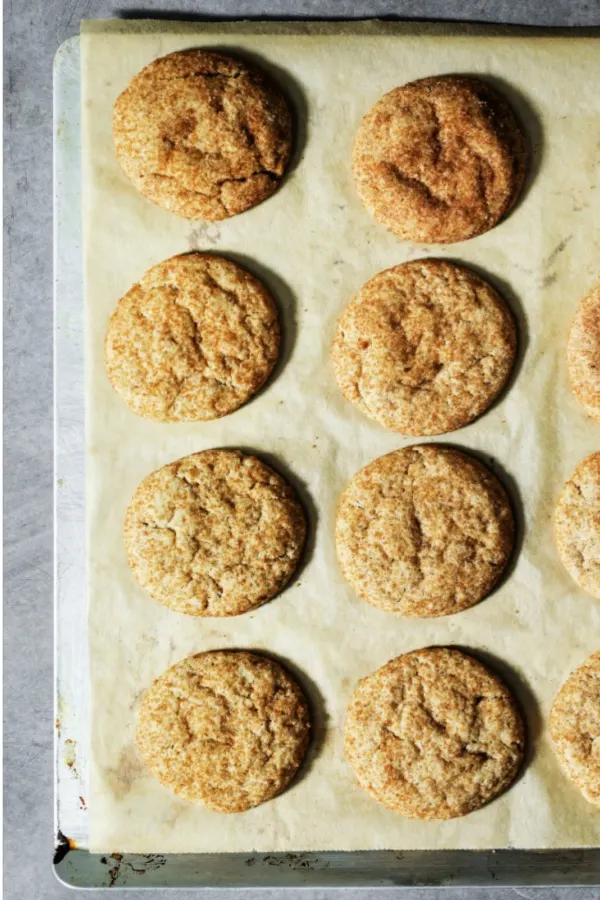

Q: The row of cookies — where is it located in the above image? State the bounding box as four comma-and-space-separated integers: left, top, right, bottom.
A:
136, 644, 600, 818
113, 50, 527, 245
124, 445, 511, 619
123, 438, 600, 622
549, 287, 600, 814
106, 252, 517, 439
558, 284, 600, 598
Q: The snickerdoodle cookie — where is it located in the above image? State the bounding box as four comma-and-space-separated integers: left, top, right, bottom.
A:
332, 259, 516, 435
352, 75, 527, 243
125, 450, 306, 616
344, 647, 525, 819
568, 284, 600, 422
551, 651, 600, 807
555, 452, 600, 598
335, 445, 514, 617
105, 253, 280, 422
137, 650, 310, 812
113, 50, 292, 220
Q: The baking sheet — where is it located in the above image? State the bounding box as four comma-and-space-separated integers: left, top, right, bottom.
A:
82, 19, 600, 853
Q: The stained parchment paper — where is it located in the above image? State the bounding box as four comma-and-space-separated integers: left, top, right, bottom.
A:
82, 19, 600, 852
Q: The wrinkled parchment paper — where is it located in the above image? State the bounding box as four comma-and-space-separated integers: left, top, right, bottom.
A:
82, 20, 600, 852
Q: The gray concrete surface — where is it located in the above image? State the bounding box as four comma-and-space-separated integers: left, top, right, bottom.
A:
5, 1, 600, 897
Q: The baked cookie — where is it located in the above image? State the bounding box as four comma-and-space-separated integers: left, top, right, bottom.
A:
344, 647, 525, 819
105, 253, 280, 422
550, 651, 600, 806
555, 452, 600, 598
568, 284, 600, 422
352, 75, 527, 243
335, 445, 514, 617
113, 50, 292, 220
125, 449, 306, 616
137, 650, 310, 812
332, 259, 516, 435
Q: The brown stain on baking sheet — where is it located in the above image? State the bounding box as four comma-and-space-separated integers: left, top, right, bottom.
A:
541, 234, 573, 288
105, 743, 145, 799
99, 853, 168, 885
56, 695, 68, 737
63, 738, 78, 777
106, 853, 123, 887
188, 222, 221, 248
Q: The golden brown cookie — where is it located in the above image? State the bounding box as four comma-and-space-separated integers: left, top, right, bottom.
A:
555, 452, 600, 598
332, 259, 516, 435
113, 50, 292, 220
344, 647, 525, 819
105, 253, 280, 422
352, 75, 527, 243
550, 651, 600, 806
125, 449, 306, 616
336, 445, 514, 617
568, 284, 600, 422
137, 651, 310, 812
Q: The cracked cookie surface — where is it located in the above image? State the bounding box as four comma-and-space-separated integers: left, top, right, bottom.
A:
344, 647, 524, 819
352, 75, 527, 243
125, 449, 306, 616
551, 651, 600, 807
105, 253, 280, 422
332, 259, 516, 436
555, 452, 600, 598
137, 650, 310, 811
568, 284, 600, 423
113, 50, 292, 220
336, 445, 514, 617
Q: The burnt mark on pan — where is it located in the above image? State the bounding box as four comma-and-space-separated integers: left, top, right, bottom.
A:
53, 830, 78, 866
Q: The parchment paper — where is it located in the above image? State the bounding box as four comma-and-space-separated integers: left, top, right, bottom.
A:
82, 19, 600, 852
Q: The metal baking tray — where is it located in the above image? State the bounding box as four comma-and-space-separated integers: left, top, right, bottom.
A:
54, 28, 600, 888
